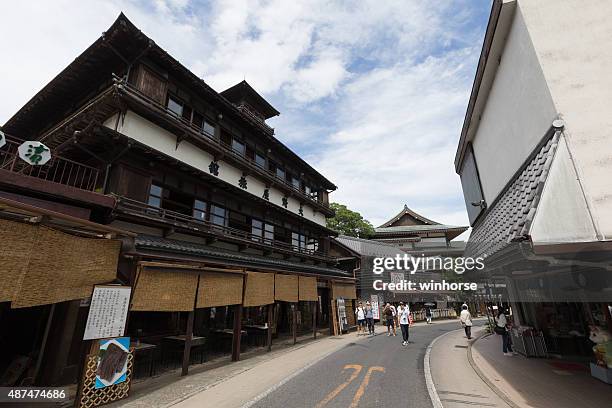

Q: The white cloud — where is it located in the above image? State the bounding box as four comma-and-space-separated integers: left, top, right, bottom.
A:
0, 0, 489, 232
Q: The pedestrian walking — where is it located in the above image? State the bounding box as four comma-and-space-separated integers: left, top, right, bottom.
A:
398, 302, 410, 346
355, 302, 366, 336
459, 303, 473, 339
495, 308, 517, 356
383, 303, 395, 336
365, 302, 375, 335
390, 303, 397, 336
425, 307, 432, 324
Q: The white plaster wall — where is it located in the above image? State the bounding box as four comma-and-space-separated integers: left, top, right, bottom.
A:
471, 6, 557, 205
103, 111, 327, 226
530, 134, 597, 243
519, 0, 612, 239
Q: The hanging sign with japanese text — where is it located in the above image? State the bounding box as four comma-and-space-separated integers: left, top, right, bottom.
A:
83, 285, 131, 340
18, 141, 51, 165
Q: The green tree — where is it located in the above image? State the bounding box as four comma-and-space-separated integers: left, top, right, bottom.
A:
327, 203, 375, 238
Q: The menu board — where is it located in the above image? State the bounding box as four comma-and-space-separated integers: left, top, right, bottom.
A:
83, 285, 132, 340
370, 294, 380, 320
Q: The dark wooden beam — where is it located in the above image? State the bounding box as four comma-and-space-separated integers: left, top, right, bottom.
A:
312, 301, 317, 340
181, 310, 195, 376
292, 303, 297, 345
267, 303, 273, 352
231, 305, 243, 361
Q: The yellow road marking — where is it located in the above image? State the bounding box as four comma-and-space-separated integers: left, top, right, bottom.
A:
314, 364, 362, 408
349, 366, 385, 408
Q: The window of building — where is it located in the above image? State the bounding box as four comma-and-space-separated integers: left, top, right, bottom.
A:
276, 166, 285, 180
307, 237, 319, 252
193, 199, 207, 221
210, 205, 228, 227
252, 219, 275, 243
251, 219, 263, 240
255, 152, 266, 168
148, 184, 163, 208
264, 223, 274, 242
232, 139, 246, 156
291, 176, 300, 189
291, 232, 306, 251
202, 121, 215, 138
167, 96, 183, 117
459, 144, 486, 226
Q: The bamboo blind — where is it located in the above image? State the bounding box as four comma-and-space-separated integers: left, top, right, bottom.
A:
11, 225, 121, 308
243, 271, 274, 307
298, 276, 318, 301
197, 272, 244, 308
332, 282, 357, 299
274, 274, 298, 302
0, 219, 37, 303
131, 268, 198, 312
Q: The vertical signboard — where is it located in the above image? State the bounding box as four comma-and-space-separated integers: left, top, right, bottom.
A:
83, 285, 132, 340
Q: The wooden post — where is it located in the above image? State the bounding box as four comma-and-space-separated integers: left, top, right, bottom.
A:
330, 299, 338, 336
266, 303, 273, 352
232, 304, 243, 361
33, 303, 56, 384
312, 301, 317, 339
181, 310, 194, 377
292, 303, 297, 345
181, 274, 200, 377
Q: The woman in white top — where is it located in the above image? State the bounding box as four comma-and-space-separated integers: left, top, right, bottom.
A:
355, 302, 366, 336
460, 304, 473, 339
397, 302, 411, 346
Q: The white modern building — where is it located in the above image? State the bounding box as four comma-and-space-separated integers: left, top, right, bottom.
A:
455, 0, 612, 361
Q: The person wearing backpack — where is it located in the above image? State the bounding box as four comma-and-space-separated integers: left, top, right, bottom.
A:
460, 303, 473, 339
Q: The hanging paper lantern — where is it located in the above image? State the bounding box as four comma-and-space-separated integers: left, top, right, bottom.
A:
18, 141, 51, 165
0, 130, 6, 149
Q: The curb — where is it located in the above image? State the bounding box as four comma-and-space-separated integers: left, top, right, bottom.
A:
423, 328, 462, 408
467, 332, 520, 408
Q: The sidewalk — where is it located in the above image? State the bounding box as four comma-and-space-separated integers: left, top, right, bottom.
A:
471, 332, 612, 408
430, 327, 511, 407
110, 332, 357, 408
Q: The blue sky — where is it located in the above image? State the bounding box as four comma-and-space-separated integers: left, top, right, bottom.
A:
0, 0, 491, 233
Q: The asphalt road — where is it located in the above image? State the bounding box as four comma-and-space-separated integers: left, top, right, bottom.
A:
252, 320, 484, 408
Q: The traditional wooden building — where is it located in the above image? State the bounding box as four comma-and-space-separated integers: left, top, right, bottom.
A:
0, 13, 355, 391
372, 204, 468, 253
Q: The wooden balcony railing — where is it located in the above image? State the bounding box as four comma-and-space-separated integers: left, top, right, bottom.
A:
0, 139, 100, 192
115, 78, 329, 211
115, 196, 332, 261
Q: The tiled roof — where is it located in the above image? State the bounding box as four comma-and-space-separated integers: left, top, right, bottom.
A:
374, 225, 468, 234
465, 131, 561, 259
378, 204, 440, 227
135, 235, 351, 277
335, 235, 406, 257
